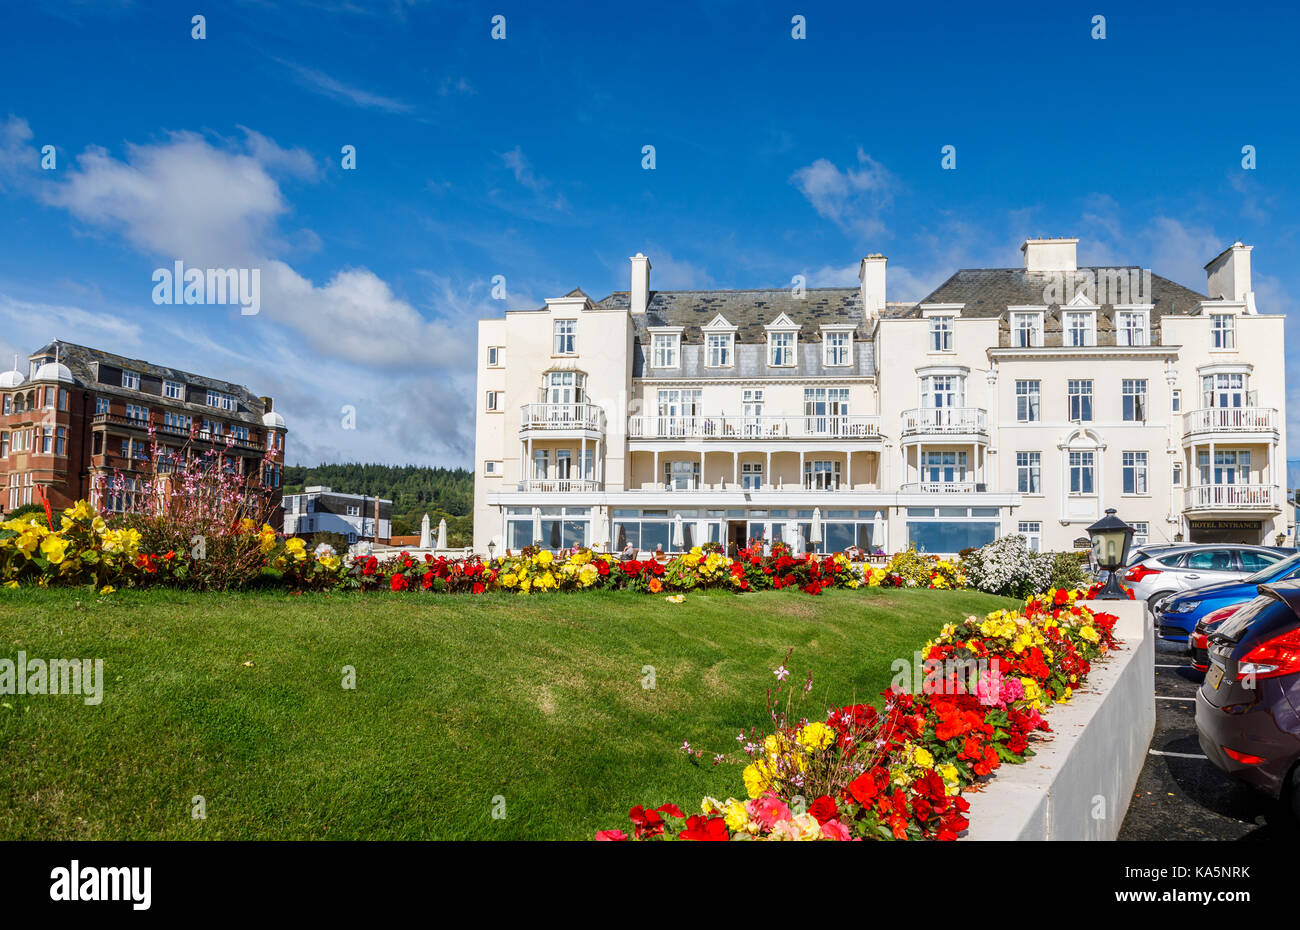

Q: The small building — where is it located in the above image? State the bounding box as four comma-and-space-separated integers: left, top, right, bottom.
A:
283, 486, 392, 544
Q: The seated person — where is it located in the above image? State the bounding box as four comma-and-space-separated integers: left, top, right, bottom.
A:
619, 542, 636, 561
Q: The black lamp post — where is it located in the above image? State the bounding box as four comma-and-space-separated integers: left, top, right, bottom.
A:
486, 540, 496, 564
1087, 508, 1135, 599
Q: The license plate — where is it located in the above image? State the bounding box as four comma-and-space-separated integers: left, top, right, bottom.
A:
1207, 664, 1225, 690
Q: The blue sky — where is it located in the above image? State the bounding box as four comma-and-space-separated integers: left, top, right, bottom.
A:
1, 0, 1297, 469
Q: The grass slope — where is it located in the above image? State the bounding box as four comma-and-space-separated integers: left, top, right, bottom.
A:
0, 587, 1015, 840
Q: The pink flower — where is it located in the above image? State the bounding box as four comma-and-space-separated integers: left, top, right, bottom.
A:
820, 819, 852, 841
999, 676, 1025, 704
747, 793, 792, 830
594, 829, 628, 841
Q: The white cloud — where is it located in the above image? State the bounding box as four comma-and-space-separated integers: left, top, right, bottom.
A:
501, 146, 569, 212
0, 115, 36, 190
790, 148, 895, 238
280, 60, 416, 114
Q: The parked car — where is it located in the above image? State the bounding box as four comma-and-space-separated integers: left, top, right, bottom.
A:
1124, 543, 1188, 568
1190, 605, 1242, 672
1156, 552, 1300, 644
1124, 544, 1291, 617
1195, 583, 1300, 818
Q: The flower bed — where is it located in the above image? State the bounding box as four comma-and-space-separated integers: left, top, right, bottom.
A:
2, 502, 968, 599
597, 587, 1121, 841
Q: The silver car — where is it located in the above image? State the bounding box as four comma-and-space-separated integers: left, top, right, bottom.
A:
1124, 544, 1291, 612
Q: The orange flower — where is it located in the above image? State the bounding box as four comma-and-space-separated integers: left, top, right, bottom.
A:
647, 578, 663, 594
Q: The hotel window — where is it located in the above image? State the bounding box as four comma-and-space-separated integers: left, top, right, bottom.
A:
1201, 372, 1245, 409
1, 395, 8, 415
804, 387, 850, 430
532, 449, 549, 480
126, 403, 149, 424
164, 411, 192, 431
555, 449, 573, 479
1063, 311, 1095, 347
706, 332, 733, 368
121, 370, 140, 390
486, 391, 503, 411
163, 379, 185, 400
1121, 379, 1147, 421
202, 419, 223, 436
663, 459, 701, 490
42, 386, 53, 409
347, 505, 360, 516
804, 459, 842, 491
553, 319, 576, 355
1115, 311, 1148, 346
545, 371, 585, 404
484, 460, 501, 476
58, 389, 67, 411
1172, 462, 1183, 487
486, 346, 504, 368
231, 425, 249, 442
921, 451, 967, 485
95, 396, 110, 415
1016, 452, 1041, 494
1211, 313, 1235, 349
1122, 451, 1148, 494
56, 427, 66, 455
1067, 379, 1093, 421
1018, 522, 1042, 553
768, 331, 795, 367
823, 331, 852, 366
742, 389, 764, 435
207, 390, 235, 411
1197, 449, 1250, 486
928, 315, 954, 352
651, 333, 680, 368
0, 433, 6, 457
1171, 389, 1181, 413
1015, 380, 1041, 422
1010, 312, 1042, 347
1068, 451, 1096, 495
741, 462, 764, 490
1131, 522, 1149, 547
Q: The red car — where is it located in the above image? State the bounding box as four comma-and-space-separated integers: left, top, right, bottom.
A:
1190, 604, 1241, 673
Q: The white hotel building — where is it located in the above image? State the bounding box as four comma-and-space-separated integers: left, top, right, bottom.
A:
473, 238, 1289, 556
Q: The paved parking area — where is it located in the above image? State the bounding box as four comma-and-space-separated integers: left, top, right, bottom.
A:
1119, 638, 1296, 839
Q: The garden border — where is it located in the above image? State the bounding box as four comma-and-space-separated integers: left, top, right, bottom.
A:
963, 600, 1153, 840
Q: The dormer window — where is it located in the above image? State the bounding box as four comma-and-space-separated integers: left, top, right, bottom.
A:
1010, 311, 1044, 347
768, 332, 795, 367
1115, 309, 1149, 346
163, 379, 185, 400
121, 370, 140, 390
650, 331, 681, 368
1062, 310, 1096, 347
822, 327, 853, 367
206, 389, 235, 411
706, 332, 733, 367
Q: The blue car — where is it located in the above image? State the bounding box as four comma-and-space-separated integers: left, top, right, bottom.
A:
1156, 552, 1300, 642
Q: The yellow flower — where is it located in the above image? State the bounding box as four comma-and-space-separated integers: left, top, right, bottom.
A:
39, 534, 68, 565
284, 537, 307, 561
99, 585, 115, 595
3, 580, 18, 589
796, 721, 834, 752
722, 799, 751, 832
911, 745, 934, 769
532, 550, 553, 568
1079, 625, 1099, 643
665, 593, 685, 603
742, 762, 770, 799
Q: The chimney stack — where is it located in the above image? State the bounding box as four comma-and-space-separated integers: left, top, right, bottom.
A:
629, 252, 651, 315
1021, 237, 1078, 272
858, 254, 887, 320
1205, 241, 1254, 309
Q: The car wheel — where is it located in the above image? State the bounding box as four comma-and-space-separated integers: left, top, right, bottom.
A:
1148, 592, 1173, 615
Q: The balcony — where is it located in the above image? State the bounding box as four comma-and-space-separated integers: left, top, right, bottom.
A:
517, 478, 602, 492
90, 413, 263, 452
627, 414, 882, 441
1182, 407, 1278, 439
900, 481, 981, 494
519, 403, 605, 434
900, 407, 988, 439
1184, 484, 1281, 513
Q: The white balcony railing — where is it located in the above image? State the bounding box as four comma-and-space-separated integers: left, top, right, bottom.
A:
518, 478, 602, 492
520, 403, 606, 432
900, 481, 979, 494
1184, 484, 1280, 511
900, 407, 988, 437
626, 414, 882, 440
1183, 407, 1277, 435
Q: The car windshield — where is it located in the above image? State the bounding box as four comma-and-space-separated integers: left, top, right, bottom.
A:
1241, 551, 1300, 583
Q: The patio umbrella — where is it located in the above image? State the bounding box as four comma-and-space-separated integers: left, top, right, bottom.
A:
871, 510, 887, 554
696, 520, 708, 550
436, 517, 447, 551
592, 510, 608, 550
531, 507, 542, 546
419, 513, 432, 549
810, 508, 824, 549
672, 512, 684, 551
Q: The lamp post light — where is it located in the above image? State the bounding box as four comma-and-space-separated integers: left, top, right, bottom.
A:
486, 540, 496, 564
1086, 508, 1136, 600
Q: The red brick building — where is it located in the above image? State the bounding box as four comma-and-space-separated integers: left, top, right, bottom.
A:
0, 340, 287, 522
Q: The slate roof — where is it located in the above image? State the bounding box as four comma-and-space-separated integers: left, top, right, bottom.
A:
30, 339, 271, 426
596, 288, 874, 342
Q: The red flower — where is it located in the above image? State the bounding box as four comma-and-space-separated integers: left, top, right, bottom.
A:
472, 582, 486, 595
679, 815, 729, 841
390, 574, 409, 592
627, 805, 666, 839
596, 561, 609, 576
654, 803, 685, 819
808, 795, 839, 825
595, 829, 628, 841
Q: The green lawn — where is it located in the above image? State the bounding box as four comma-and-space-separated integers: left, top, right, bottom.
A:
0, 586, 1015, 840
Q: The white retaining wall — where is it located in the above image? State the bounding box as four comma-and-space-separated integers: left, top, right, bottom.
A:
964, 599, 1153, 840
